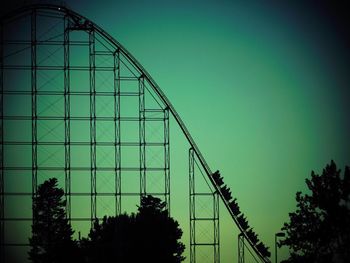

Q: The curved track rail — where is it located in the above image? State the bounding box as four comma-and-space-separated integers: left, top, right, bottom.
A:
1, 4, 271, 262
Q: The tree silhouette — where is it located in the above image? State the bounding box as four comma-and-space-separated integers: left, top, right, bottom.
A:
80, 214, 137, 262
29, 178, 78, 263
81, 195, 185, 263
136, 195, 185, 263
280, 161, 350, 263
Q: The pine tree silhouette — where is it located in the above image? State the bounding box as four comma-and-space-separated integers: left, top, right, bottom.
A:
29, 178, 77, 263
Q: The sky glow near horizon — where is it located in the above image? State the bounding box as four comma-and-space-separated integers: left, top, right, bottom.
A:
2, 1, 350, 262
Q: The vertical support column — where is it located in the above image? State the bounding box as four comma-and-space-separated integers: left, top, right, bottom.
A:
189, 148, 196, 263
89, 29, 96, 225
164, 108, 170, 212
214, 193, 220, 263
238, 233, 245, 263
189, 148, 220, 263
139, 75, 146, 199
114, 49, 121, 215
0, 19, 4, 263
31, 9, 38, 221
63, 16, 71, 221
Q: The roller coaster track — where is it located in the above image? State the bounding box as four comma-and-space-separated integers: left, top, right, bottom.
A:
1, 4, 271, 262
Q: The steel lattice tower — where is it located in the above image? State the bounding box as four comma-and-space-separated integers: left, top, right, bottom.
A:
0, 4, 272, 263
0, 5, 171, 261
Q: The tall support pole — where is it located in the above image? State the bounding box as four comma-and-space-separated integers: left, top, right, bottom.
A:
64, 16, 71, 221
238, 233, 245, 263
189, 148, 196, 263
164, 108, 170, 212
214, 192, 220, 263
114, 49, 121, 215
0, 19, 4, 263
89, 28, 96, 225
31, 9, 38, 222
189, 147, 220, 263
139, 75, 146, 198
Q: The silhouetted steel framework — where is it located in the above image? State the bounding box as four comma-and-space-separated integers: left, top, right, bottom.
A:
0, 4, 271, 263
239, 233, 245, 263
238, 232, 264, 263
189, 148, 220, 263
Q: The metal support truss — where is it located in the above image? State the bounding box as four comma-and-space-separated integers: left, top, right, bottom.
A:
0, 4, 276, 263
64, 15, 71, 221
139, 75, 146, 198
164, 108, 170, 212
31, 9, 38, 221
0, 5, 182, 261
238, 233, 245, 263
189, 148, 196, 263
214, 192, 220, 261
189, 148, 220, 263
89, 28, 97, 225
114, 50, 121, 215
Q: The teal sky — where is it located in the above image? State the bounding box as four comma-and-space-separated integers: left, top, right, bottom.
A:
3, 0, 350, 262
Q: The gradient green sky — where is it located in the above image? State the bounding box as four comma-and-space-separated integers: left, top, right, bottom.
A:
3, 0, 350, 262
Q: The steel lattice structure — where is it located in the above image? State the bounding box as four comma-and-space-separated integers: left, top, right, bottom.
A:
189, 148, 220, 263
239, 233, 245, 263
0, 4, 272, 263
